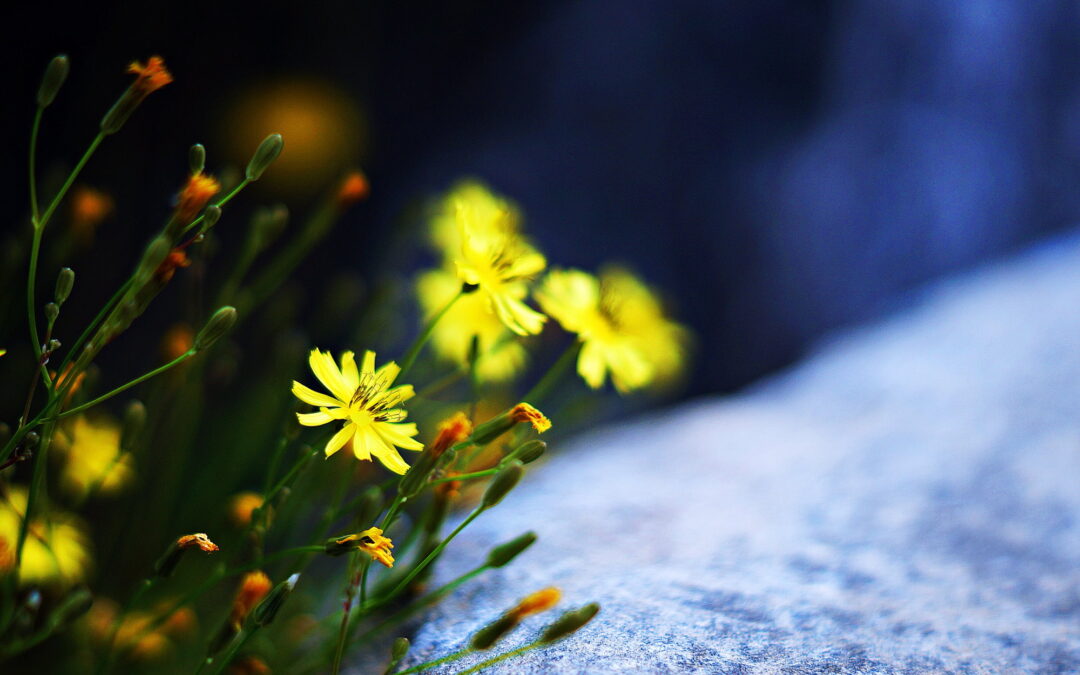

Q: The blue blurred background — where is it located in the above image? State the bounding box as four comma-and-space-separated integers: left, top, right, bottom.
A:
5, 0, 1080, 398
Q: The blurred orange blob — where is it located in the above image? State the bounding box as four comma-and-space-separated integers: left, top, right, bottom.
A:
222, 79, 366, 196
70, 186, 114, 243
161, 323, 194, 361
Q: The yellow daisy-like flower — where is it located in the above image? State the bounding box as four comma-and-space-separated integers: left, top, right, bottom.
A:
434, 182, 547, 336
417, 268, 528, 382
292, 349, 423, 474
536, 267, 688, 393
0, 486, 92, 586
55, 416, 134, 499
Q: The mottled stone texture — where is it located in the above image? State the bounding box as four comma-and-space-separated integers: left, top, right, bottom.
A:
376, 233, 1080, 673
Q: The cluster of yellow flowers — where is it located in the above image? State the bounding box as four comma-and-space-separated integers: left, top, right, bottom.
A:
420, 180, 688, 392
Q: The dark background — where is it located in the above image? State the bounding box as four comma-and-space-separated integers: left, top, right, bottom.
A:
5, 0, 1080, 399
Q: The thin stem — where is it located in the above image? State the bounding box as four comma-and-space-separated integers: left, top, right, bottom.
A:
54, 277, 134, 377
208, 627, 257, 675
29, 106, 43, 223
393, 648, 473, 675
181, 179, 250, 236
52, 349, 197, 420
399, 290, 464, 377
455, 642, 541, 675
13, 421, 55, 587
428, 468, 498, 485
521, 340, 581, 406
378, 509, 482, 605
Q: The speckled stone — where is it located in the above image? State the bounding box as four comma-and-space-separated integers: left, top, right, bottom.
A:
361, 232, 1080, 673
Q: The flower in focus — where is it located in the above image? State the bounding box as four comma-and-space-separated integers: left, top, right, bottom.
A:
329, 527, 394, 567
54, 416, 134, 499
0, 486, 91, 586
434, 182, 547, 336
417, 268, 528, 382
176, 172, 220, 223
128, 56, 173, 95
70, 185, 114, 243
292, 349, 423, 474
537, 267, 687, 393
229, 571, 273, 629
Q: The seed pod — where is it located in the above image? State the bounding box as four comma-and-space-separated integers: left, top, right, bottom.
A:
246, 133, 283, 181
37, 55, 70, 108
481, 461, 523, 510
470, 614, 518, 650
189, 144, 206, 174
383, 637, 410, 675
250, 573, 299, 627
511, 440, 546, 465
54, 267, 75, 305
485, 531, 537, 568
201, 205, 222, 230
539, 603, 600, 644
194, 306, 237, 351
44, 302, 59, 325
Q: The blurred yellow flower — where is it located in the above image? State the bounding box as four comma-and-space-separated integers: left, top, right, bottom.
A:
228, 492, 265, 528
434, 182, 547, 336
55, 416, 134, 499
87, 598, 195, 661
417, 268, 528, 382
537, 267, 687, 393
292, 349, 423, 474
0, 486, 91, 586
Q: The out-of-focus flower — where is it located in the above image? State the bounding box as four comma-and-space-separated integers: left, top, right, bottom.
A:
0, 486, 91, 586
176, 172, 220, 223
229, 571, 273, 630
154, 249, 191, 285
336, 170, 369, 207
54, 416, 134, 499
435, 182, 547, 336
70, 186, 114, 243
230, 656, 271, 675
417, 269, 528, 382
228, 492, 265, 528
429, 412, 473, 458
86, 598, 194, 661
161, 322, 194, 361
537, 267, 687, 393
292, 349, 423, 474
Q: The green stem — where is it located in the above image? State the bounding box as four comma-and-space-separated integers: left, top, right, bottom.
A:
521, 340, 581, 407
29, 106, 43, 223
51, 349, 197, 420
428, 468, 498, 485
12, 420, 55, 587
393, 647, 472, 675
377, 509, 483, 605
208, 626, 257, 675
182, 179, 250, 237
454, 642, 541, 675
53, 277, 134, 378
398, 290, 464, 377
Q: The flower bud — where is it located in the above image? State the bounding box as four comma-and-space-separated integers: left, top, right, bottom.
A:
101, 56, 172, 135
121, 400, 146, 451
135, 236, 171, 285
246, 133, 283, 181
470, 614, 518, 650
471, 403, 551, 445
37, 55, 70, 108
485, 531, 537, 568
201, 205, 222, 230
250, 573, 299, 627
481, 461, 523, 510
54, 267, 75, 305
252, 204, 288, 251
47, 339, 61, 354
539, 603, 600, 644
44, 302, 59, 325
384, 636, 410, 675
511, 440, 546, 464
189, 144, 206, 174
154, 533, 219, 578
194, 306, 237, 351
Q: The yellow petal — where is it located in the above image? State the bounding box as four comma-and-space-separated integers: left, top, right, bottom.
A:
325, 423, 355, 458
292, 381, 343, 408
361, 350, 376, 375
309, 349, 354, 401
376, 422, 424, 451
370, 442, 411, 475
352, 426, 373, 461
374, 360, 401, 388
386, 384, 415, 403
297, 411, 334, 427
340, 351, 360, 390
577, 341, 607, 389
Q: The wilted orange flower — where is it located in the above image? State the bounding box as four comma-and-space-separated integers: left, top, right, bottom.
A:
332, 527, 394, 568
508, 587, 561, 620
430, 412, 473, 458
128, 56, 173, 96
70, 186, 114, 241
154, 249, 191, 285
228, 492, 265, 528
176, 172, 220, 223
176, 533, 219, 553
511, 403, 551, 434
229, 571, 272, 629
337, 171, 369, 207
161, 323, 194, 361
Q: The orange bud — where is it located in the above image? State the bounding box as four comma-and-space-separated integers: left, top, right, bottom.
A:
430, 412, 472, 458
229, 571, 272, 629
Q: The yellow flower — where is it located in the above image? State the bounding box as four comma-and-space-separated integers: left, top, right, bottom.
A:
292, 349, 423, 474
417, 268, 528, 382
329, 527, 395, 567
0, 486, 91, 586
55, 416, 134, 499
87, 598, 194, 661
536, 267, 687, 393
434, 182, 547, 336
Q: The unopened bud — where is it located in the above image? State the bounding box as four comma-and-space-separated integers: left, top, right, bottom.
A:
23, 432, 40, 451
46, 339, 61, 354
470, 614, 517, 650
511, 440, 546, 465
485, 531, 537, 568
194, 306, 237, 351
121, 400, 146, 451
472, 403, 551, 445
539, 603, 600, 644
189, 144, 206, 174
135, 236, 171, 285
384, 636, 410, 675
251, 573, 299, 626
37, 55, 70, 108
53, 587, 93, 626
55, 267, 75, 305
246, 133, 283, 181
44, 302, 59, 325
481, 461, 523, 510
201, 205, 222, 230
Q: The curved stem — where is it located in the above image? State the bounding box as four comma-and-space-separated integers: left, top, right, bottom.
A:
51, 349, 197, 421
521, 340, 581, 406
454, 642, 541, 675
29, 106, 43, 223
377, 509, 482, 606
399, 290, 464, 377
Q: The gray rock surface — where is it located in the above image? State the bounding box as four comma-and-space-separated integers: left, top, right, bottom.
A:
379, 232, 1080, 673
